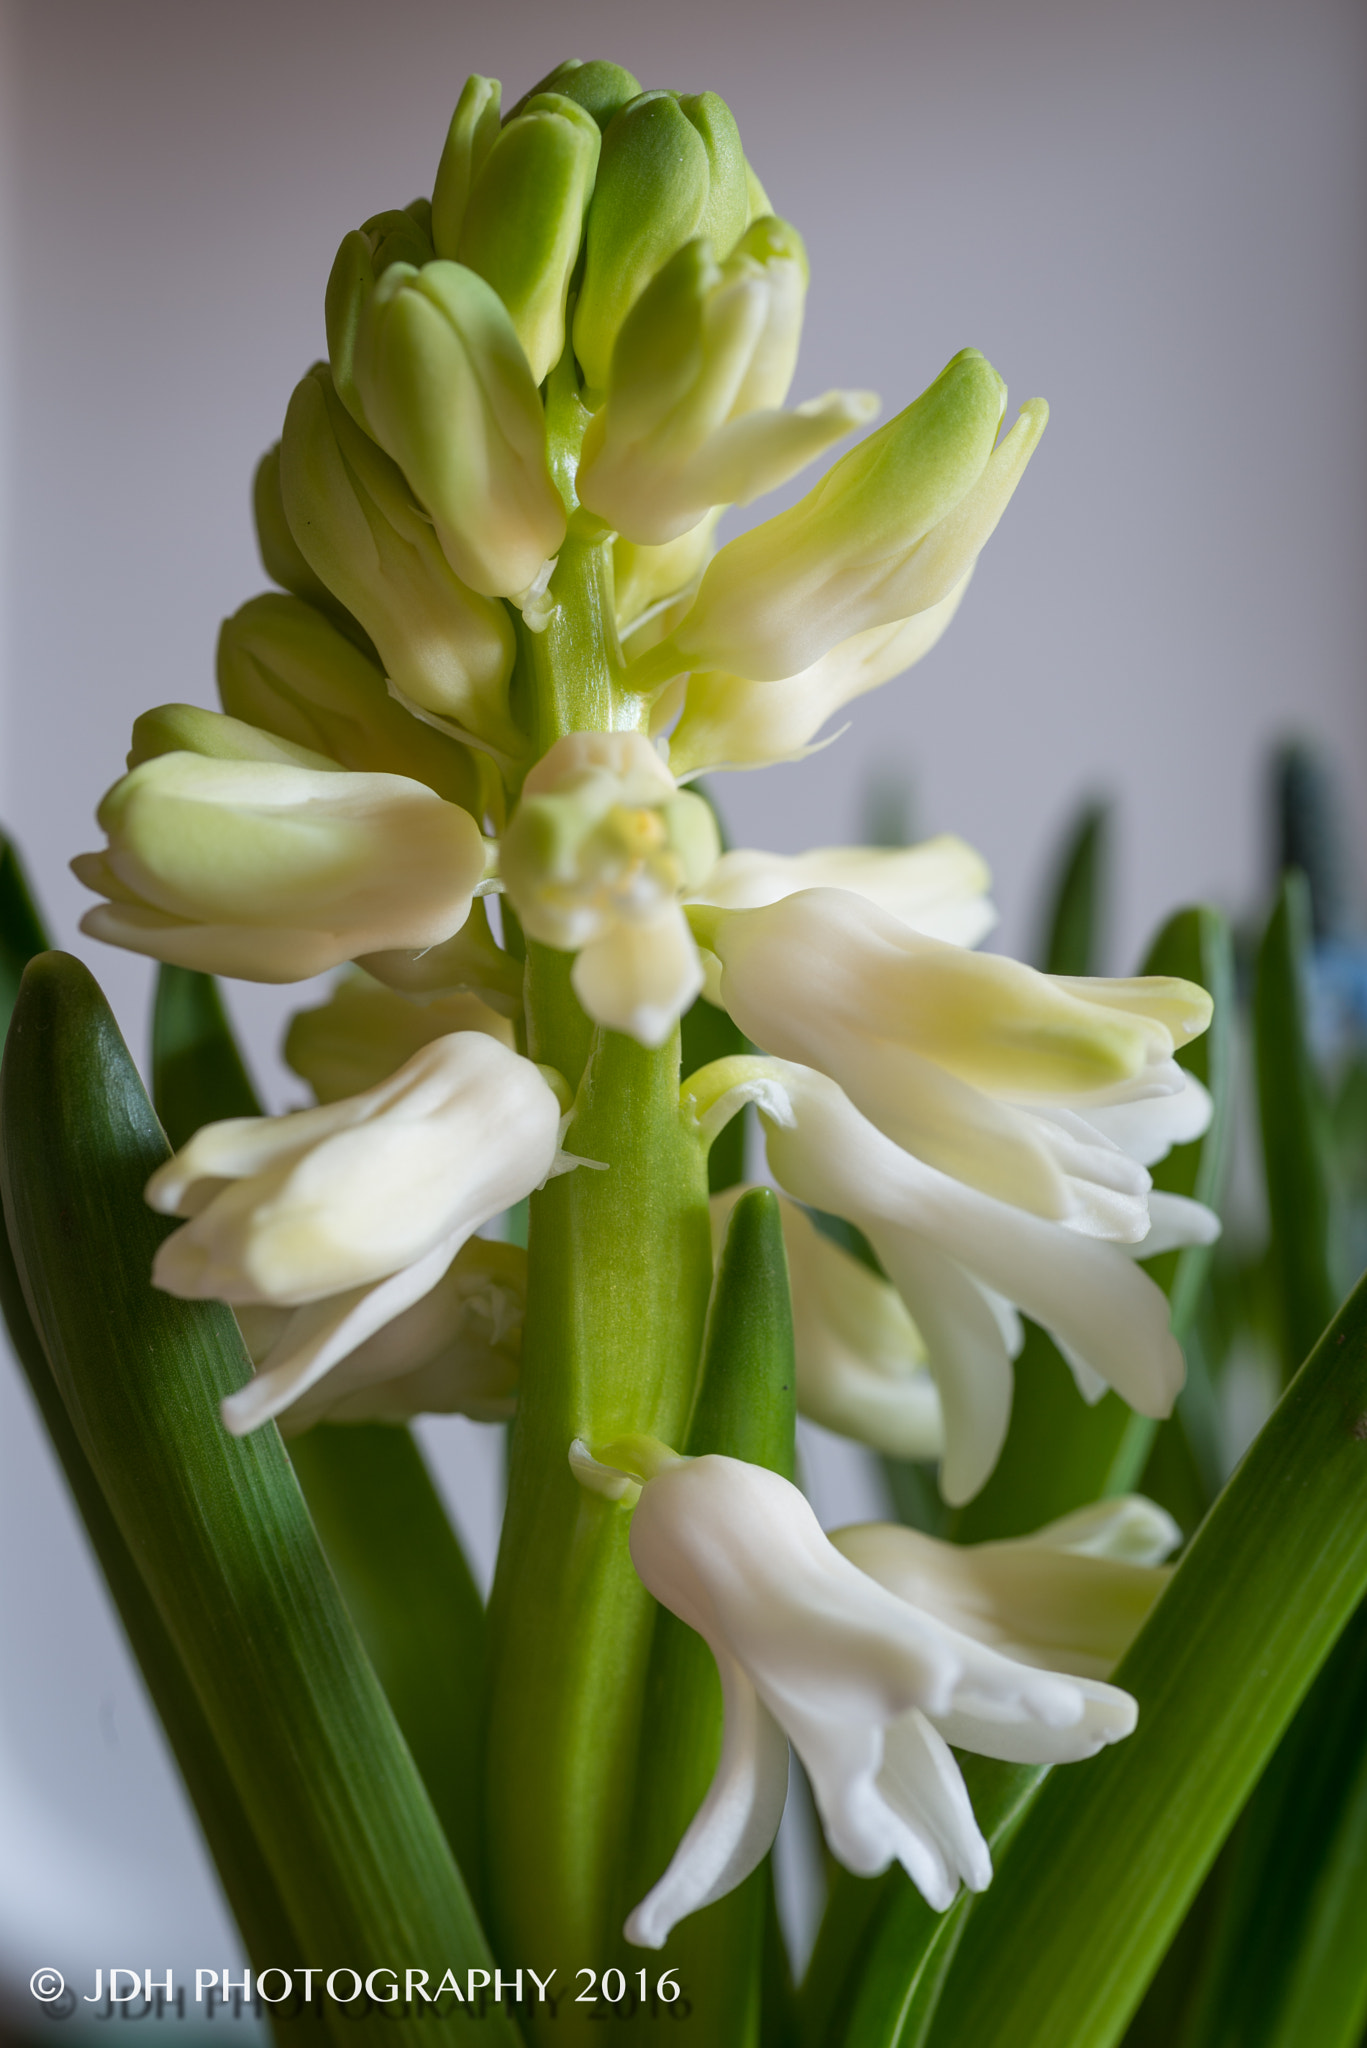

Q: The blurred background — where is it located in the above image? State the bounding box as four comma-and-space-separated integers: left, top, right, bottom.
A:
1, 0, 1364, 2021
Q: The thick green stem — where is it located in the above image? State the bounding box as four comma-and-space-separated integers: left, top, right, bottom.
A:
484, 1023, 711, 2034
484, 492, 713, 2039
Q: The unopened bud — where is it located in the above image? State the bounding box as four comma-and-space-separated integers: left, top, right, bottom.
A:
578, 225, 874, 545
348, 261, 566, 600
510, 58, 641, 131
253, 441, 367, 645
73, 750, 488, 982
128, 703, 336, 771
326, 207, 436, 429
458, 93, 601, 384
667, 576, 971, 777
278, 364, 520, 755
285, 969, 514, 1103
430, 73, 502, 259
573, 89, 748, 393
217, 593, 481, 811
632, 349, 1046, 689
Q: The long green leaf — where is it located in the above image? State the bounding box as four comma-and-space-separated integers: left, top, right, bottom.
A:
1, 953, 518, 2044
148, 962, 491, 1892
920, 1263, 1367, 2048
0, 848, 327, 2034
152, 962, 261, 1147
1038, 800, 1109, 976
622, 1188, 797, 2046
1254, 872, 1336, 1381
287, 1424, 487, 1892
0, 833, 47, 1012
0, 1222, 333, 2041
1142, 1596, 1367, 2048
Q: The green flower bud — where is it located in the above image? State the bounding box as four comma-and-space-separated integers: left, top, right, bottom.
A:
348, 261, 566, 600
253, 441, 369, 647
430, 73, 501, 259
577, 225, 874, 545
278, 363, 521, 756
128, 703, 338, 772
216, 593, 481, 811
72, 750, 488, 982
458, 93, 601, 384
679, 92, 748, 257
744, 160, 772, 225
572, 89, 748, 394
632, 348, 1047, 688
285, 969, 515, 1104
326, 205, 438, 432
509, 58, 642, 131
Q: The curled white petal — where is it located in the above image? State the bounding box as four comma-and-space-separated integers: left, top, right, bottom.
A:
221, 1232, 462, 1435
625, 1650, 790, 1949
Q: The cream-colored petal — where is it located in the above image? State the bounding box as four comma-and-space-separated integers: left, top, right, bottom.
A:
220, 1232, 463, 1435
877, 1710, 993, 1901
624, 1650, 790, 1949
571, 906, 703, 1047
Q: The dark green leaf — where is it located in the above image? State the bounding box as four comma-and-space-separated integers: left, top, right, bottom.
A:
1254, 872, 1336, 1381
2, 854, 328, 2032
0, 832, 47, 1019
287, 1423, 487, 1893
1141, 1597, 1367, 2048
1, 953, 515, 2042
152, 964, 261, 1146
920, 1264, 1367, 2048
1038, 801, 1109, 977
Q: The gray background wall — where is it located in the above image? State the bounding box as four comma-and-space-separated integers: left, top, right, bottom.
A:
2, 0, 1364, 2000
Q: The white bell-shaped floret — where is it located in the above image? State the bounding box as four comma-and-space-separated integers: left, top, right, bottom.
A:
146, 1032, 565, 1433
613, 1452, 1140, 1946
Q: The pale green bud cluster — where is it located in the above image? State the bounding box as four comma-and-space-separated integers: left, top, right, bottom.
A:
75, 55, 1050, 1015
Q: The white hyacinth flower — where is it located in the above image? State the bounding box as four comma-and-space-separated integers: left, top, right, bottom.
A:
627, 348, 1046, 697
832, 1496, 1180, 1683
710, 1188, 943, 1461
692, 1057, 1215, 1503
696, 887, 1214, 1237
582, 1448, 1147, 1946
239, 1235, 526, 1434
666, 575, 970, 777
73, 749, 490, 984
500, 733, 721, 1046
146, 1033, 568, 1434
